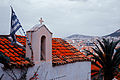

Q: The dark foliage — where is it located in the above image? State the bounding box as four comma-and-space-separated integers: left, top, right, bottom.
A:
85, 38, 120, 80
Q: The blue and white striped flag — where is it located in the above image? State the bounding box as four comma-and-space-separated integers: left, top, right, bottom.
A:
10, 6, 22, 43
10, 6, 34, 60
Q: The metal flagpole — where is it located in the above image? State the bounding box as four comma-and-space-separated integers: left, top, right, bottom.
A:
21, 27, 33, 61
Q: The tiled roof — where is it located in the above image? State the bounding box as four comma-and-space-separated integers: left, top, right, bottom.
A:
52, 38, 89, 66
16, 35, 26, 47
0, 35, 89, 68
0, 35, 34, 68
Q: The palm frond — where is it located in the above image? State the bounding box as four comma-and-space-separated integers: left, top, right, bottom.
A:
85, 49, 104, 67
92, 61, 102, 69
110, 40, 120, 59
113, 48, 120, 67
113, 47, 120, 61
92, 68, 103, 80
85, 38, 120, 80
96, 39, 106, 54
92, 42, 105, 64
91, 70, 99, 73
92, 48, 104, 66
91, 72, 99, 78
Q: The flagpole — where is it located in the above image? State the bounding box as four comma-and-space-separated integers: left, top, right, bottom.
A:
21, 27, 33, 61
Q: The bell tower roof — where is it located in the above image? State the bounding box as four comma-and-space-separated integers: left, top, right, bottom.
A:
27, 24, 52, 34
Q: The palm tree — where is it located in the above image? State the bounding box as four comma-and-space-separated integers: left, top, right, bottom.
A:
85, 38, 120, 80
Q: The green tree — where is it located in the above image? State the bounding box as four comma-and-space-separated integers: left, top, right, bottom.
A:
85, 38, 120, 80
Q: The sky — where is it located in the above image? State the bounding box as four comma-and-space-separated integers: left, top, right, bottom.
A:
0, 0, 120, 38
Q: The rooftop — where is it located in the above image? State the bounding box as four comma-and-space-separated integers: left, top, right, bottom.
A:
0, 35, 89, 68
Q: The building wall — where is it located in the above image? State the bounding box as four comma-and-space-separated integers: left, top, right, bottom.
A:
27, 61, 91, 80
0, 61, 91, 80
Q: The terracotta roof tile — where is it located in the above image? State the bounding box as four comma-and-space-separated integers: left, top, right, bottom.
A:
0, 35, 34, 68
52, 38, 89, 66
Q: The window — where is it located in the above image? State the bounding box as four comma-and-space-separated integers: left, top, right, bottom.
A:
40, 36, 46, 61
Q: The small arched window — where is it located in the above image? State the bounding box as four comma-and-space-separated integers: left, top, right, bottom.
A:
40, 35, 46, 61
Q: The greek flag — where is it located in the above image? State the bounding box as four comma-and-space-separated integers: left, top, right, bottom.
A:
10, 6, 34, 60
10, 6, 22, 43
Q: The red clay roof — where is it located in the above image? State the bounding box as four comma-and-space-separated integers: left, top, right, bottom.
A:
0, 35, 89, 68
52, 38, 89, 66
0, 35, 33, 68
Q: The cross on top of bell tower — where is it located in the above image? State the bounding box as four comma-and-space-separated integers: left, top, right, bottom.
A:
39, 18, 44, 24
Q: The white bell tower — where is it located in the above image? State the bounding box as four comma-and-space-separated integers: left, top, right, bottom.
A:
26, 20, 52, 64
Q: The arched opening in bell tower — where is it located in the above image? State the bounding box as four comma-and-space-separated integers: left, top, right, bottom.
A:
40, 35, 46, 61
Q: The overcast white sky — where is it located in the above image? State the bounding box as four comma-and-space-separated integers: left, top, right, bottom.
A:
0, 0, 120, 38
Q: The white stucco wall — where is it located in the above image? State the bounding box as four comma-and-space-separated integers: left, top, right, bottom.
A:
0, 61, 91, 80
27, 61, 91, 80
